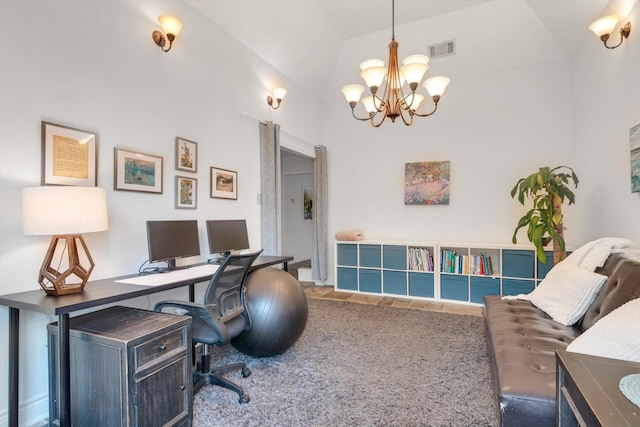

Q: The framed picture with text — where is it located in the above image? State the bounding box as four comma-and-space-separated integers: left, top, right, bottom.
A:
210, 166, 237, 200
175, 137, 197, 173
114, 147, 163, 193
41, 121, 98, 186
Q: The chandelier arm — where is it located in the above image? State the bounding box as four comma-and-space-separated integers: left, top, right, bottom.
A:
349, 105, 374, 122
398, 108, 415, 126
370, 109, 388, 127
411, 99, 439, 118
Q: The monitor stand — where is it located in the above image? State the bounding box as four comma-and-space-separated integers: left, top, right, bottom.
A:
207, 252, 231, 264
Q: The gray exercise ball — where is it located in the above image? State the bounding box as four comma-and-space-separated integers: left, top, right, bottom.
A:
232, 267, 308, 357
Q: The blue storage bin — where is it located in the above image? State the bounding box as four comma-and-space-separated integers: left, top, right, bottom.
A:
408, 272, 434, 298
502, 250, 534, 278
336, 267, 357, 290
337, 244, 358, 266
383, 245, 407, 270
360, 244, 381, 268
359, 269, 381, 293
383, 270, 407, 295
502, 278, 535, 296
441, 274, 468, 301
470, 276, 500, 303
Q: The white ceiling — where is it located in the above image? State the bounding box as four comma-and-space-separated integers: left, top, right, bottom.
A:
185, 0, 633, 101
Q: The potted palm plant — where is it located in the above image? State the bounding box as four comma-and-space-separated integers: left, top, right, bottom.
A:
510, 166, 579, 264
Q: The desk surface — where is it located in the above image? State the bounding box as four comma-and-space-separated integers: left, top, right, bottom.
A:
0, 255, 293, 316
557, 350, 640, 426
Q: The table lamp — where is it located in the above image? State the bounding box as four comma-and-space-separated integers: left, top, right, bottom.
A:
22, 186, 109, 296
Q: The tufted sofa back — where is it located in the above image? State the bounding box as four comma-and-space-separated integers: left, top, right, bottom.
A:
578, 254, 640, 331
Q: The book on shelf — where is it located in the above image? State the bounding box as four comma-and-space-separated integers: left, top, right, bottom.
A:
441, 249, 495, 276
408, 247, 434, 272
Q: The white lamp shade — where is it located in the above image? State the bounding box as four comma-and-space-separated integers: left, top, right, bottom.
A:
158, 15, 183, 37
272, 87, 287, 100
23, 186, 109, 235
402, 54, 429, 66
341, 84, 365, 103
360, 66, 388, 88
424, 76, 451, 97
400, 62, 429, 85
405, 93, 424, 110
361, 96, 377, 113
359, 59, 385, 70
588, 15, 620, 37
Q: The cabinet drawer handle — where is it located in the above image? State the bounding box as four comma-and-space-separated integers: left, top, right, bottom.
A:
159, 344, 166, 351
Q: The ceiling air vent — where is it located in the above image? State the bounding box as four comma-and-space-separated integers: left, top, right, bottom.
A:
428, 40, 455, 59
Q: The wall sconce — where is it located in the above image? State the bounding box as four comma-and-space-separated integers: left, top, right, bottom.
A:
589, 15, 631, 49
152, 15, 183, 53
267, 88, 287, 110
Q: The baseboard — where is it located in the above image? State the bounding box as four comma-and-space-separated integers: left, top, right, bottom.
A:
0, 391, 49, 427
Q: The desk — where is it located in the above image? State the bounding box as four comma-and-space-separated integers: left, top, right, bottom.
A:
0, 255, 293, 427
556, 349, 640, 426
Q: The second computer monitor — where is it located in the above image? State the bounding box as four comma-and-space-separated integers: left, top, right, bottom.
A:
206, 219, 250, 258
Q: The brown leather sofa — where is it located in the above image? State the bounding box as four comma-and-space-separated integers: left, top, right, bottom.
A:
483, 254, 640, 426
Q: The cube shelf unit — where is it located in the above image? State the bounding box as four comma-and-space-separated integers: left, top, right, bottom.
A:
335, 240, 559, 305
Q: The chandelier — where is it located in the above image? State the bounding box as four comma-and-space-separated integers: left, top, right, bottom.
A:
341, 0, 450, 127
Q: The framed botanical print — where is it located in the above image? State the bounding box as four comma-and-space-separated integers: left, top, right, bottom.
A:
176, 176, 197, 209
176, 137, 197, 173
41, 121, 98, 186
210, 167, 237, 200
114, 147, 163, 193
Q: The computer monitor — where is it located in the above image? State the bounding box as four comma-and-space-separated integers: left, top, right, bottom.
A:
206, 219, 250, 259
146, 220, 200, 272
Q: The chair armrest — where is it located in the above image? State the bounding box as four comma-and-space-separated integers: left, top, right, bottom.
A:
155, 300, 230, 344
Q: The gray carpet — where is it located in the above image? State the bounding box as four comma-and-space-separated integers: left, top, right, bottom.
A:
193, 299, 498, 426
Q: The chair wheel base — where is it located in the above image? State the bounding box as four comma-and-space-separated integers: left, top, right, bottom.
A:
239, 393, 250, 404
242, 367, 251, 378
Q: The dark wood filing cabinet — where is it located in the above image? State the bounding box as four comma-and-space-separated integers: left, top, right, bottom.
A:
47, 306, 192, 426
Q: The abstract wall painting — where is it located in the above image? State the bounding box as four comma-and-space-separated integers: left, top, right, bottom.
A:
404, 161, 450, 205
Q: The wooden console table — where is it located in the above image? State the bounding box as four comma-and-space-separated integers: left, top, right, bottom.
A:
556, 349, 640, 426
0, 255, 293, 427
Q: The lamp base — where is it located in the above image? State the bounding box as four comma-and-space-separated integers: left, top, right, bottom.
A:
39, 234, 95, 296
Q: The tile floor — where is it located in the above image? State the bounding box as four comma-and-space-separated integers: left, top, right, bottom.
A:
302, 284, 484, 317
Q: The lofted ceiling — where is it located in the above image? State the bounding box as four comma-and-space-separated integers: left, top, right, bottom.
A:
185, 0, 633, 101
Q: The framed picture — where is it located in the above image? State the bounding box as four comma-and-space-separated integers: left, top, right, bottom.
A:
114, 147, 163, 193
303, 186, 314, 221
404, 161, 451, 205
631, 123, 640, 193
176, 176, 197, 209
210, 167, 237, 200
41, 121, 98, 186
175, 137, 197, 173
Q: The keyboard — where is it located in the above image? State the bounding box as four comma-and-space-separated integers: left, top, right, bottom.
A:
115, 264, 220, 286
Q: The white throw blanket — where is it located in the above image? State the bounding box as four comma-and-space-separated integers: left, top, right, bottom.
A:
564, 237, 640, 272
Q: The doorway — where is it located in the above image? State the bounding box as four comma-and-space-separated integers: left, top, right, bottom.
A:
281, 149, 314, 270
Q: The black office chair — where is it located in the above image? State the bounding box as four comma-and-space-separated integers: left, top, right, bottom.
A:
154, 250, 262, 403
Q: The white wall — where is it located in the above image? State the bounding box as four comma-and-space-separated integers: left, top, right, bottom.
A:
0, 0, 321, 424
321, 0, 639, 283
571, 3, 640, 244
